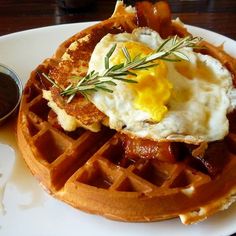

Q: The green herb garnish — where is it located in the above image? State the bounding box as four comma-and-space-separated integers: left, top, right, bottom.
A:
43, 35, 201, 103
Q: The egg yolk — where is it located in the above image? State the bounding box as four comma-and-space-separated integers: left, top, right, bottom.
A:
111, 41, 172, 122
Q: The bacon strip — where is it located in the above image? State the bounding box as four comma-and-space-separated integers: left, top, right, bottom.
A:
187, 142, 228, 177
136, 1, 172, 38
120, 134, 179, 163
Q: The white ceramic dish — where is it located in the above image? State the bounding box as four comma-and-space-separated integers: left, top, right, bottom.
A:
0, 22, 236, 236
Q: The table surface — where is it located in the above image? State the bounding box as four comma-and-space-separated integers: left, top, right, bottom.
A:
0, 0, 236, 40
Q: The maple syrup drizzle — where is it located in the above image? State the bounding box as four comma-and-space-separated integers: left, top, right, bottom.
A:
0, 118, 44, 214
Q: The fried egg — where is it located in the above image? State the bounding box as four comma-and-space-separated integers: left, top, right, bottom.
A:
88, 28, 236, 144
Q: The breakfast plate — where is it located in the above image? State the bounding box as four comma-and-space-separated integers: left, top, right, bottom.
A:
0, 22, 236, 236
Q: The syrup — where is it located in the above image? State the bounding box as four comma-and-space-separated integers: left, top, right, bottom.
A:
0, 72, 19, 119
0, 118, 44, 214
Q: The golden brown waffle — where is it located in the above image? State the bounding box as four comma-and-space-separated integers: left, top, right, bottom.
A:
17, 1, 236, 225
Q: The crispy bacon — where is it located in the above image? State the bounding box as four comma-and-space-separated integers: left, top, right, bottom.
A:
119, 134, 179, 163
136, 1, 172, 38
187, 141, 229, 177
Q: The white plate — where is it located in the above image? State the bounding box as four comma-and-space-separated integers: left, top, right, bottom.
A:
0, 22, 236, 236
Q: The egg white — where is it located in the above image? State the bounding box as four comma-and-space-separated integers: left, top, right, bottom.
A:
88, 27, 236, 144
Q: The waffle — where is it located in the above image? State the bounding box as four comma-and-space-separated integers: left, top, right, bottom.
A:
17, 1, 236, 225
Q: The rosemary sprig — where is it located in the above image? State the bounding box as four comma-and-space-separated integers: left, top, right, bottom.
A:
42, 73, 62, 89
43, 35, 201, 103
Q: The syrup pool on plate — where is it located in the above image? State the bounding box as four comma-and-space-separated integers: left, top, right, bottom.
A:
0, 118, 44, 214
